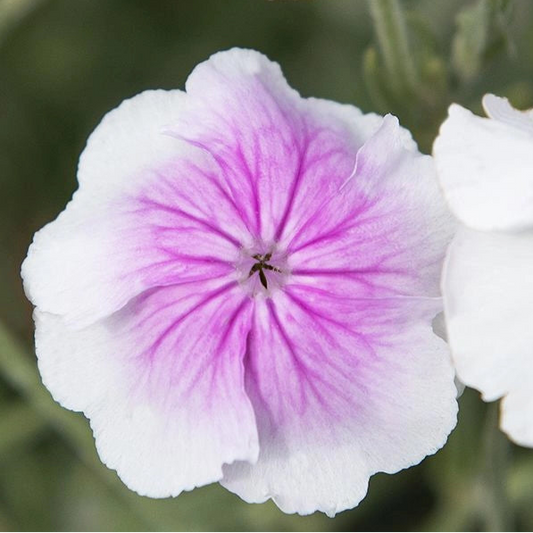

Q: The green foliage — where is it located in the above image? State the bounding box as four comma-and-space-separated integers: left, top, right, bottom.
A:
363, 0, 520, 151
365, 0, 452, 151
452, 0, 515, 83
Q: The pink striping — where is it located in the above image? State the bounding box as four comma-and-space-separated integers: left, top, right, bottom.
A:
106, 71, 447, 435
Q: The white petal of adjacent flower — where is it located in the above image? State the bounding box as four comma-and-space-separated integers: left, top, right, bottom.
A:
501, 385, 533, 447
443, 227, 533, 444
482, 93, 533, 135
434, 98, 533, 231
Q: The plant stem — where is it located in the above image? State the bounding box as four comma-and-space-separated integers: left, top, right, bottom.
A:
482, 402, 513, 531
368, 0, 419, 96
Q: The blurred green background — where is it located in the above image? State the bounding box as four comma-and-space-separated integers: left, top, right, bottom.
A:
1, 0, 533, 530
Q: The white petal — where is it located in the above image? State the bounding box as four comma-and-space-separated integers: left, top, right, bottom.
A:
22, 90, 184, 325
443, 227, 533, 444
501, 386, 533, 447
306, 97, 417, 151
77, 89, 187, 193
22, 89, 251, 327
433, 102, 533, 231
482, 93, 533, 135
34, 278, 260, 496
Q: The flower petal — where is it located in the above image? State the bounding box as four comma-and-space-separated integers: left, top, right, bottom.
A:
433, 101, 533, 231
443, 227, 533, 445
22, 90, 250, 327
220, 111, 456, 515
288, 115, 453, 300
219, 111, 456, 515
501, 386, 533, 447
482, 93, 533, 135
222, 291, 457, 516
165, 48, 391, 244
34, 278, 259, 496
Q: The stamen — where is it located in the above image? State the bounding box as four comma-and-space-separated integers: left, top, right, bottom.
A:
248, 252, 282, 289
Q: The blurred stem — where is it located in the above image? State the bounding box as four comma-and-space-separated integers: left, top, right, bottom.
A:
0, 0, 47, 45
0, 322, 91, 456
362, 46, 392, 113
482, 403, 513, 531
368, 0, 419, 95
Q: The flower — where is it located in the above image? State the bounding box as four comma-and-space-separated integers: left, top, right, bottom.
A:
22, 48, 457, 516
434, 94, 533, 447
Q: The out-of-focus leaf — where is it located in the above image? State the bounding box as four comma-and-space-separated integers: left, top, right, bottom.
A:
0, 0, 47, 45
1, 442, 58, 531
365, 1, 450, 152
367, 0, 419, 100
405, 11, 449, 105
509, 455, 533, 510
0, 500, 15, 531
452, 0, 515, 83
0, 402, 46, 458
480, 403, 513, 531
504, 81, 533, 109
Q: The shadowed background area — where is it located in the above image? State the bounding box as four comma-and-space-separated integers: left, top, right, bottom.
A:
1, 0, 533, 530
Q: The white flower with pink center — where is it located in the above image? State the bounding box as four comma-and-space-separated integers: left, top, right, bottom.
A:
22, 48, 457, 516
434, 94, 533, 448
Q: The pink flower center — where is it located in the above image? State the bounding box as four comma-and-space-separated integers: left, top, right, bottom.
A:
235, 245, 290, 296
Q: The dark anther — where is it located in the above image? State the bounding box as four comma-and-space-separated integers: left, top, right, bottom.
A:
259, 269, 268, 289
248, 253, 281, 289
